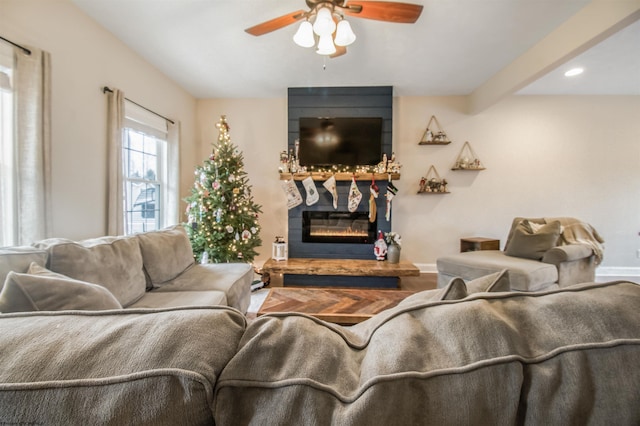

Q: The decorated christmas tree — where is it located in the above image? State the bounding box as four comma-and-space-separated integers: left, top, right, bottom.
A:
184, 115, 262, 263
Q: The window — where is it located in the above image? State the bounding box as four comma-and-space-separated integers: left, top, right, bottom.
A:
123, 102, 168, 235
0, 45, 14, 247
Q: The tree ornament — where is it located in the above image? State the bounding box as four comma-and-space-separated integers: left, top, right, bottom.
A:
226, 225, 234, 233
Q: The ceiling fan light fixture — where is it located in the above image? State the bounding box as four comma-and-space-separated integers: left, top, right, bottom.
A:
313, 6, 336, 36
334, 19, 356, 46
293, 20, 315, 48
316, 33, 337, 55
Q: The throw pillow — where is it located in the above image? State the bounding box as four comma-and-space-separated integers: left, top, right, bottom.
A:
136, 225, 195, 286
465, 270, 511, 294
505, 220, 562, 260
35, 235, 146, 307
0, 246, 48, 291
0, 263, 122, 313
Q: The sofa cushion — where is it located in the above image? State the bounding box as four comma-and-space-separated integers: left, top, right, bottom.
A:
0, 264, 122, 313
136, 225, 195, 285
214, 281, 640, 425
0, 247, 48, 291
465, 269, 510, 293
126, 290, 227, 309
0, 307, 246, 425
505, 220, 562, 260
153, 263, 252, 313
35, 236, 146, 307
398, 278, 467, 307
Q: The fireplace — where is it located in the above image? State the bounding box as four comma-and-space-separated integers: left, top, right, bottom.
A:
302, 211, 376, 244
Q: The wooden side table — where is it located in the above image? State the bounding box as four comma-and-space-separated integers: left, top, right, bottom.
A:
460, 237, 500, 252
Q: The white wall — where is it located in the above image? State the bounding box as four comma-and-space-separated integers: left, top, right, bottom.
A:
2, 0, 197, 240
198, 96, 640, 275
395, 95, 640, 274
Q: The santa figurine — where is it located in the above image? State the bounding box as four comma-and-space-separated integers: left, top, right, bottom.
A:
374, 230, 388, 261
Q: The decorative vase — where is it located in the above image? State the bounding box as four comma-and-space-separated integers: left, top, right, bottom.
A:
387, 243, 401, 264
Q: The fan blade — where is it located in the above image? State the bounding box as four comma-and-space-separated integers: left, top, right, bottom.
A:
344, 1, 423, 23
331, 45, 347, 58
245, 10, 307, 36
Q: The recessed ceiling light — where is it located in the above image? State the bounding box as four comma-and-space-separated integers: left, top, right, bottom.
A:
564, 68, 584, 77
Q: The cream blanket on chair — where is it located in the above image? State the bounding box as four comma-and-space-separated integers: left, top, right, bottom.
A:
546, 217, 605, 265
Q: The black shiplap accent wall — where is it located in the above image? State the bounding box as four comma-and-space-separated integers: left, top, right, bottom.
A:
286, 86, 393, 263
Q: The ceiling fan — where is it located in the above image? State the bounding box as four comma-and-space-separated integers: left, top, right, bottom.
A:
245, 0, 424, 57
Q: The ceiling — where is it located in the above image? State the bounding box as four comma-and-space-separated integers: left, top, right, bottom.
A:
71, 0, 640, 103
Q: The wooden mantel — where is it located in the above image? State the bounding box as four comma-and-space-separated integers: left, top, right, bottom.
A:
279, 172, 400, 181
262, 258, 420, 277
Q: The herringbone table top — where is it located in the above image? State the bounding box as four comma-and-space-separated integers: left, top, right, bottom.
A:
257, 287, 416, 325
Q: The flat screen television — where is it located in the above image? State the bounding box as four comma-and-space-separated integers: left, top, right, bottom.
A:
298, 117, 383, 167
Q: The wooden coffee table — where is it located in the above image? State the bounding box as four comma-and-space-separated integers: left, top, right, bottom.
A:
257, 287, 415, 325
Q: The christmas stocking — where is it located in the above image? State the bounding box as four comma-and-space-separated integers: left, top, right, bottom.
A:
323, 175, 338, 209
369, 178, 379, 223
385, 181, 398, 221
302, 176, 319, 206
348, 177, 362, 212
281, 179, 303, 209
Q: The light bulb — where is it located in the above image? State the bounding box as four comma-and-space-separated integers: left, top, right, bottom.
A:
316, 33, 336, 55
293, 20, 315, 48
564, 67, 584, 77
334, 20, 356, 46
313, 7, 336, 36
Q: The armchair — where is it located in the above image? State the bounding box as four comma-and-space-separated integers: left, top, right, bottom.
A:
437, 217, 604, 291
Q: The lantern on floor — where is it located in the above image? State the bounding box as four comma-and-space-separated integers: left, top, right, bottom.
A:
272, 236, 288, 261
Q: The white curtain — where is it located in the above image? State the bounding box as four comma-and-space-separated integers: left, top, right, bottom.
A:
12, 46, 52, 245
165, 120, 180, 227
106, 88, 125, 235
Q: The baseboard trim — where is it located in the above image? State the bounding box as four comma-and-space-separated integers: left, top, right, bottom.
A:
596, 266, 640, 278
415, 263, 437, 274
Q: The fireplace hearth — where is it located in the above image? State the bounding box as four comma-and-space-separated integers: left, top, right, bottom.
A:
303, 211, 376, 244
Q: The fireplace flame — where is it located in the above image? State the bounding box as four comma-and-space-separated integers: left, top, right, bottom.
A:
310, 227, 368, 238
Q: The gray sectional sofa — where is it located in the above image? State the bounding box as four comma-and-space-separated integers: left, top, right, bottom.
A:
0, 225, 253, 313
0, 270, 639, 424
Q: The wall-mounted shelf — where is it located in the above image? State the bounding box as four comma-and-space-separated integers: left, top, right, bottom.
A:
279, 172, 400, 181
419, 115, 451, 145
451, 141, 485, 170
417, 165, 449, 194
